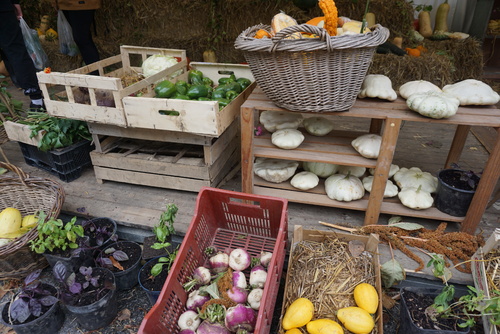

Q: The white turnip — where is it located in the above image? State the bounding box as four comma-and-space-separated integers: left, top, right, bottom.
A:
232, 271, 247, 290
249, 265, 267, 288
178, 310, 200, 331
229, 248, 251, 271
186, 289, 210, 311
247, 288, 263, 310
224, 304, 257, 333
184, 266, 212, 291
259, 251, 273, 267
209, 252, 229, 273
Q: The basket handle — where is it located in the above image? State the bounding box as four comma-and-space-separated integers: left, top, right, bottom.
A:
0, 162, 29, 185
271, 24, 332, 50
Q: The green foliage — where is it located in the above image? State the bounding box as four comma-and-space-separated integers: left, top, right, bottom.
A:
151, 203, 178, 251
150, 248, 178, 277
30, 212, 85, 254
18, 111, 92, 152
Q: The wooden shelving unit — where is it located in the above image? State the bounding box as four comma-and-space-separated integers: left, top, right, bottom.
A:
240, 88, 500, 234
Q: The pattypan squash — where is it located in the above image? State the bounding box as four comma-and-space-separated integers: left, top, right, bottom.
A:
398, 185, 434, 210
337, 165, 367, 178
254, 158, 299, 183
303, 117, 334, 136
369, 164, 400, 178
325, 173, 365, 202
362, 176, 399, 198
259, 110, 303, 133
442, 79, 500, 106
393, 167, 438, 193
406, 91, 459, 119
398, 80, 442, 99
290, 171, 319, 190
271, 129, 305, 149
352, 134, 382, 159
358, 74, 397, 101
303, 161, 339, 178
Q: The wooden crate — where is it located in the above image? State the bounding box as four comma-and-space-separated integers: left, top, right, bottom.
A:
36, 45, 188, 127
4, 121, 43, 146
122, 62, 255, 136
88, 120, 240, 192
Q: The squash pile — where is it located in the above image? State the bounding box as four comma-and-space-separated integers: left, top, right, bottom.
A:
282, 282, 379, 333
254, 0, 372, 40
0, 208, 38, 247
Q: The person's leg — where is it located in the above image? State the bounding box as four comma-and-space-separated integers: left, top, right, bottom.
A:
63, 10, 100, 66
0, 10, 44, 110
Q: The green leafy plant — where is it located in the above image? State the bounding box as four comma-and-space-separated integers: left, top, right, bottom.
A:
150, 248, 178, 278
151, 203, 178, 251
426, 253, 500, 328
17, 111, 91, 152
29, 212, 85, 254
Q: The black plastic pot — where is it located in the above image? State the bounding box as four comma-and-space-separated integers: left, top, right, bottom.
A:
400, 287, 470, 334
81, 217, 118, 250
98, 240, 143, 290
64, 267, 118, 330
43, 248, 95, 275
138, 256, 170, 306
0, 284, 65, 334
435, 169, 479, 217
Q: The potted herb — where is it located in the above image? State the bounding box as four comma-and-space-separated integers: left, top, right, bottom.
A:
435, 164, 481, 217
53, 261, 118, 330
138, 249, 178, 306
29, 212, 95, 273
142, 203, 178, 261
80, 217, 118, 249
400, 253, 499, 333
97, 240, 143, 290
0, 269, 65, 334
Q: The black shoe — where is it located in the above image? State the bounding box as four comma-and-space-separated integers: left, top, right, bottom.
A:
29, 102, 46, 113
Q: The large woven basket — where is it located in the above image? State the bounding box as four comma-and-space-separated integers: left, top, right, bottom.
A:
234, 24, 390, 112
0, 162, 65, 279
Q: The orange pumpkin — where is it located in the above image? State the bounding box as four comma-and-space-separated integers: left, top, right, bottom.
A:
254, 29, 271, 39
306, 16, 325, 27
405, 48, 421, 57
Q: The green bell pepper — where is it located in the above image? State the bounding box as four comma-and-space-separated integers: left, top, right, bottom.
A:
211, 89, 226, 100
218, 74, 237, 86
215, 98, 230, 110
186, 85, 210, 99
236, 77, 252, 91
197, 97, 212, 101
188, 69, 204, 85
225, 90, 239, 100
202, 77, 214, 87
175, 80, 189, 96
172, 93, 190, 100
154, 80, 176, 98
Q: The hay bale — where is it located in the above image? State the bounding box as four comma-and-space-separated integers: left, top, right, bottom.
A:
41, 40, 83, 73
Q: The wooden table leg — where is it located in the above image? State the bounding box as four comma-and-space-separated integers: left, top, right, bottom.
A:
369, 119, 383, 134
365, 118, 401, 225
445, 125, 470, 168
461, 127, 500, 234
240, 105, 255, 194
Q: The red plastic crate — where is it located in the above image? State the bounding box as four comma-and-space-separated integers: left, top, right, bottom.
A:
138, 187, 288, 334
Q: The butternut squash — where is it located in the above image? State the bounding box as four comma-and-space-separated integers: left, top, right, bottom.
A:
282, 297, 314, 330
337, 307, 374, 334
434, 0, 450, 33
306, 319, 344, 334
418, 9, 433, 38
353, 283, 379, 314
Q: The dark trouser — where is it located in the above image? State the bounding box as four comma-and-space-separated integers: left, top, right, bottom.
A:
63, 9, 100, 67
0, 9, 42, 99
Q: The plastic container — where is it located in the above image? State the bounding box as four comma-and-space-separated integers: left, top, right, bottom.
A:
18, 140, 94, 182
98, 240, 142, 290
138, 187, 288, 334
435, 169, 478, 217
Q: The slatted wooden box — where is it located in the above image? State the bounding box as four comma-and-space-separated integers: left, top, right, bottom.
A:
88, 120, 240, 192
122, 62, 255, 137
36, 45, 188, 127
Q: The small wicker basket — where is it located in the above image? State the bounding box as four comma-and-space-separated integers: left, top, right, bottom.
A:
234, 23, 390, 112
0, 162, 65, 280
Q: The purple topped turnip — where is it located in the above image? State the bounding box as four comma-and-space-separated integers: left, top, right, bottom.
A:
186, 289, 211, 311
247, 288, 263, 310
232, 271, 247, 290
259, 251, 273, 268
226, 286, 248, 304
224, 304, 257, 333
179, 330, 196, 334
196, 320, 231, 334
209, 252, 229, 274
229, 248, 251, 271
249, 265, 267, 288
184, 266, 212, 291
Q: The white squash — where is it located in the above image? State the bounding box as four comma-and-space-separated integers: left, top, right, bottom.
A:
442, 79, 500, 106
325, 173, 365, 202
398, 186, 434, 210
303, 117, 334, 136
351, 134, 382, 159
254, 158, 299, 183
393, 167, 438, 193
406, 91, 459, 119
358, 74, 397, 101
369, 164, 400, 178
271, 129, 305, 149
362, 176, 399, 198
290, 171, 319, 190
303, 161, 339, 178
398, 80, 442, 99
337, 165, 367, 178
259, 110, 303, 133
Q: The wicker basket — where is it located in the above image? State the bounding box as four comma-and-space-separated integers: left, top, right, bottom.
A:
234, 23, 390, 112
0, 162, 65, 280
